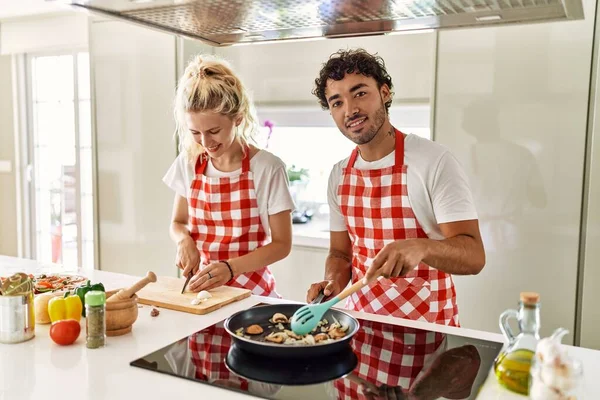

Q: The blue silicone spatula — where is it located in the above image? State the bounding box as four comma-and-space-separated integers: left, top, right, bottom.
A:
290, 279, 368, 336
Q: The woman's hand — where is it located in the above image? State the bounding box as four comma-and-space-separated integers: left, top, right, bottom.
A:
188, 261, 234, 292
176, 236, 200, 278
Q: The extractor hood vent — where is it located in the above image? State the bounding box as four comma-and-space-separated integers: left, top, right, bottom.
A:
60, 0, 585, 46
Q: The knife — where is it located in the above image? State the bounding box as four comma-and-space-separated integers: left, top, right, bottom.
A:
181, 272, 192, 294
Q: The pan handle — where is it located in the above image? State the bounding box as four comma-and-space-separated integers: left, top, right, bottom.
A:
311, 290, 326, 304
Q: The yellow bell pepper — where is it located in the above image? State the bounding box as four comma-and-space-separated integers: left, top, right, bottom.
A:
48, 292, 83, 323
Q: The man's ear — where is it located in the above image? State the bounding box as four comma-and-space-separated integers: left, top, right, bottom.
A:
380, 84, 391, 103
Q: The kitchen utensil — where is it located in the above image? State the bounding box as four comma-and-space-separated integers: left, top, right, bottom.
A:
291, 279, 367, 336
311, 290, 325, 305
136, 276, 251, 315
224, 303, 359, 358
106, 271, 157, 303
180, 273, 192, 294
105, 289, 138, 336
0, 289, 35, 344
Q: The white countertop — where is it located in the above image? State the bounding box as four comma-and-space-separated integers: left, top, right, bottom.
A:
291, 216, 329, 249
1, 255, 599, 400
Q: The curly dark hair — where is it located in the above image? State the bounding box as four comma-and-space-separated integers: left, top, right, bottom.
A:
312, 48, 394, 112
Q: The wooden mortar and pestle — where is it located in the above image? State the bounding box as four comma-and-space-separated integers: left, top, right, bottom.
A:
104, 271, 157, 336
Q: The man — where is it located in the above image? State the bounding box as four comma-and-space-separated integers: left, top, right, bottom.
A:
306, 49, 485, 327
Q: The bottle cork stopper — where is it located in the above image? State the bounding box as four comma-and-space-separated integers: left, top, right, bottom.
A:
520, 292, 540, 305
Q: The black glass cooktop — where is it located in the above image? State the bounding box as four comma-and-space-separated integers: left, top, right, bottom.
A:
130, 308, 503, 399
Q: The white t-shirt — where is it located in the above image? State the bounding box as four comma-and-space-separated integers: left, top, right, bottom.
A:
163, 150, 295, 236
328, 134, 478, 240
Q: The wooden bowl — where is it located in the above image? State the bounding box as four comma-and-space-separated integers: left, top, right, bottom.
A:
105, 289, 138, 336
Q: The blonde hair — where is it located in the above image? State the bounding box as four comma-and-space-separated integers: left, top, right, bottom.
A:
174, 54, 259, 162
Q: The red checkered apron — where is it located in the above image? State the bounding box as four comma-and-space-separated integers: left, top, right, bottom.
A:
188, 148, 279, 297
338, 130, 459, 325
334, 320, 446, 399
188, 325, 250, 389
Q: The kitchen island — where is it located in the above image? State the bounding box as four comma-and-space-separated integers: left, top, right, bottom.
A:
1, 255, 598, 400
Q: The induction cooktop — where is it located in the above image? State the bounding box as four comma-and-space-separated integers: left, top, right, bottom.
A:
130, 308, 503, 399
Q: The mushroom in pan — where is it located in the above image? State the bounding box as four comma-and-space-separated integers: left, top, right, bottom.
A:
314, 333, 330, 343
245, 324, 264, 335
271, 313, 289, 324
284, 330, 302, 340
265, 332, 286, 344
301, 334, 316, 345
328, 327, 347, 339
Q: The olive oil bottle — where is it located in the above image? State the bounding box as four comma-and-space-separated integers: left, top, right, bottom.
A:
494, 292, 541, 395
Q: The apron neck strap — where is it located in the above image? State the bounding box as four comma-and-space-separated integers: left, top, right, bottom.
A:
346, 128, 405, 170
195, 153, 208, 175
194, 144, 251, 176
241, 144, 251, 173
395, 129, 405, 166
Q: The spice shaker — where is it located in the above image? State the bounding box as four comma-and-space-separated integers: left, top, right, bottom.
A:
85, 290, 106, 348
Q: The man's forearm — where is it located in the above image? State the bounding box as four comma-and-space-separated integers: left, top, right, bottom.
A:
325, 250, 353, 287
423, 235, 485, 275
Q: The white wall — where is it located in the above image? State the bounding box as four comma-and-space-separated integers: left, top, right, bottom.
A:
0, 55, 18, 257
0, 0, 65, 20
90, 20, 179, 277
0, 13, 88, 55
434, 0, 595, 344
215, 33, 435, 105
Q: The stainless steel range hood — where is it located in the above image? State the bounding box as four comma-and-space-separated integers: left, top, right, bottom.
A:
59, 0, 585, 46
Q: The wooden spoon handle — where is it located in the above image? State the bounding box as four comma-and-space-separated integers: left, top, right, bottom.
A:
108, 271, 157, 302
335, 278, 368, 302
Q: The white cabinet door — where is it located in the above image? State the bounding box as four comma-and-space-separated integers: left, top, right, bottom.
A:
270, 245, 328, 302
215, 33, 435, 105
435, 0, 596, 344
90, 21, 178, 277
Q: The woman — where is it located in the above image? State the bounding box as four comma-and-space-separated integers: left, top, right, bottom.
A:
163, 54, 294, 297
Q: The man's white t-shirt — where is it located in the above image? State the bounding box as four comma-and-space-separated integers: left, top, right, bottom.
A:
163, 150, 295, 236
328, 134, 478, 240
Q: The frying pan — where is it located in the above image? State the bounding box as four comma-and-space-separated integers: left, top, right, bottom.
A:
224, 303, 360, 358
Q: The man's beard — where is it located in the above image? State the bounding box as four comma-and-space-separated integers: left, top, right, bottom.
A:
342, 102, 387, 145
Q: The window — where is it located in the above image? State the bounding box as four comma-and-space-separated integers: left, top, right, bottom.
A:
255, 105, 431, 213
27, 52, 95, 271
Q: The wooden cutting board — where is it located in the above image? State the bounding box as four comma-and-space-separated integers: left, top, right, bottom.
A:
136, 276, 251, 315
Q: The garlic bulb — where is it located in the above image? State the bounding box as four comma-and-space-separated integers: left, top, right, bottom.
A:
530, 328, 581, 400
196, 290, 212, 300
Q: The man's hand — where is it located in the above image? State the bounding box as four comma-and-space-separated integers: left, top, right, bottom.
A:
364, 239, 428, 283
306, 279, 343, 303
362, 384, 407, 400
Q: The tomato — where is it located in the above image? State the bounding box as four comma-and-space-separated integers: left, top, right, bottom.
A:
49, 319, 81, 346
38, 281, 54, 289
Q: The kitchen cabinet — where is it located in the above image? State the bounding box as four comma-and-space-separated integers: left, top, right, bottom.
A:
214, 33, 435, 105
269, 245, 328, 302
580, 0, 600, 349
435, 0, 596, 345
90, 20, 179, 277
